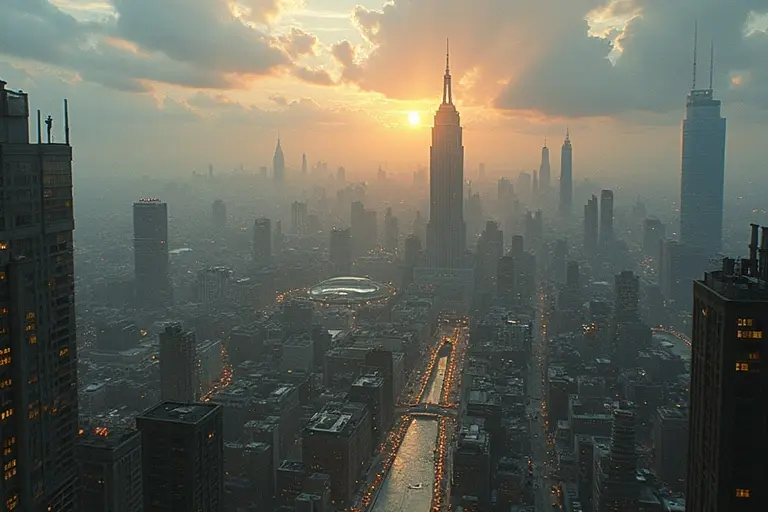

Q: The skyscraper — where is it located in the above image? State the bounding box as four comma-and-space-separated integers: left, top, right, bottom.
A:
301, 152, 307, 174
133, 198, 173, 310
584, 195, 599, 259
159, 323, 199, 402
600, 189, 614, 248
253, 217, 272, 266
686, 226, 768, 511
614, 271, 640, 322
329, 227, 352, 275
680, 34, 726, 254
273, 134, 285, 186
211, 199, 226, 231
426, 43, 466, 269
0, 80, 79, 510
539, 140, 551, 189
137, 401, 224, 512
559, 129, 573, 215
594, 404, 639, 511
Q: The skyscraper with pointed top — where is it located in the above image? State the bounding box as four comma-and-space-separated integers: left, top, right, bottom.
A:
559, 128, 573, 215
539, 139, 551, 189
273, 134, 285, 186
426, 40, 466, 268
680, 26, 726, 254
301, 152, 307, 174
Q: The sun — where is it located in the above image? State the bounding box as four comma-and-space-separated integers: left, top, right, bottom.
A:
408, 111, 421, 126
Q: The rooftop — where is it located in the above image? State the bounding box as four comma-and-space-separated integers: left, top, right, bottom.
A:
306, 276, 394, 305
77, 426, 140, 450
138, 401, 220, 424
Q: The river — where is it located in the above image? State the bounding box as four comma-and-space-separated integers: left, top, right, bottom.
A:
370, 354, 449, 512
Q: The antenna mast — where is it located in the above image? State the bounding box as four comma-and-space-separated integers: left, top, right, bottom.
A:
709, 41, 714, 90
692, 20, 698, 90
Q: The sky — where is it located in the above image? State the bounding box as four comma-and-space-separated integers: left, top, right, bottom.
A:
0, 0, 767, 188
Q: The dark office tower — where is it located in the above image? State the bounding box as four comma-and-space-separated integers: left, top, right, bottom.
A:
211, 199, 226, 231
426, 44, 466, 269
329, 228, 352, 275
133, 198, 173, 310
653, 407, 688, 490
614, 271, 640, 322
524, 210, 543, 246
559, 128, 573, 215
539, 140, 551, 189
497, 256, 515, 300
516, 171, 532, 198
253, 217, 272, 266
600, 189, 614, 247
553, 239, 568, 284
384, 207, 399, 253
642, 218, 665, 258
476, 221, 504, 292
584, 195, 599, 258
76, 428, 143, 512
402, 234, 422, 288
687, 230, 768, 511
273, 220, 284, 257
566, 261, 580, 290
532, 169, 538, 195
159, 322, 199, 402
137, 401, 224, 512
336, 166, 346, 184
510, 235, 524, 259
497, 177, 514, 203
452, 423, 491, 506
291, 201, 308, 235
680, 34, 726, 254
0, 82, 78, 510
301, 152, 307, 174
273, 134, 285, 186
594, 405, 638, 512
349, 373, 386, 448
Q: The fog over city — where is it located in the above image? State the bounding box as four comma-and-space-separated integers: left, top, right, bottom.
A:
1, 0, 767, 511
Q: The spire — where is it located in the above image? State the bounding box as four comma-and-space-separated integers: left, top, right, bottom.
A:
709, 40, 714, 90
692, 20, 698, 90
565, 126, 570, 143
442, 38, 453, 105
544, 137, 547, 148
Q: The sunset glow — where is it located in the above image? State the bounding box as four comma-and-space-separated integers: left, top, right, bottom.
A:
408, 111, 421, 126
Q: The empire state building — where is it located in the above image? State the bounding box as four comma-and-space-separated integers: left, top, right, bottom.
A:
426, 44, 466, 268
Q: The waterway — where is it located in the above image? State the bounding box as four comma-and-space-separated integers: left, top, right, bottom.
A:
370, 354, 449, 512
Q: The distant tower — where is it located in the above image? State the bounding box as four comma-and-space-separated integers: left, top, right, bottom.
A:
211, 199, 226, 231
559, 129, 573, 215
539, 139, 551, 188
159, 323, 199, 402
584, 195, 599, 259
426, 40, 466, 268
680, 27, 726, 254
302, 152, 308, 174
600, 189, 614, 248
208, 163, 214, 178
133, 198, 173, 310
329, 228, 352, 275
273, 134, 285, 186
532, 170, 539, 195
253, 218, 272, 266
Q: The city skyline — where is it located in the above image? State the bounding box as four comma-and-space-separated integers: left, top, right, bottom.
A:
0, 1, 766, 183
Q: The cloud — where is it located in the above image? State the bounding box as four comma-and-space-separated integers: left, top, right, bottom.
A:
333, 0, 768, 116
0, 0, 331, 92
292, 66, 336, 86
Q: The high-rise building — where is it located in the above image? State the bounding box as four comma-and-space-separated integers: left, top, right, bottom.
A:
686, 226, 768, 511
600, 189, 614, 248
301, 152, 307, 174
584, 195, 599, 259
614, 271, 640, 322
195, 267, 232, 305
476, 221, 504, 292
593, 404, 638, 511
329, 227, 352, 275
426, 44, 466, 268
384, 207, 399, 253
211, 199, 226, 231
539, 140, 551, 189
0, 81, 79, 510
653, 406, 687, 490
291, 201, 308, 235
76, 427, 143, 512
159, 323, 199, 402
559, 129, 573, 215
253, 217, 272, 266
680, 35, 726, 254
642, 219, 665, 258
133, 198, 173, 310
273, 134, 285, 186
137, 401, 224, 512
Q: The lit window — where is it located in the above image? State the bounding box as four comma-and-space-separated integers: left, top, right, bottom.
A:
748, 352, 760, 360
738, 318, 754, 327
25, 312, 34, 321
736, 488, 751, 498
59, 348, 68, 357
28, 335, 36, 345
736, 362, 750, 372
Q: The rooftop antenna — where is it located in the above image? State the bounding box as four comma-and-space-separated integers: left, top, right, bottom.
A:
692, 20, 698, 90
709, 40, 714, 90
64, 99, 70, 145
45, 115, 53, 144
36, 110, 42, 145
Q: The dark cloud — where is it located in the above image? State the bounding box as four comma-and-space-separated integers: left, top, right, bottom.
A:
279, 28, 319, 58
334, 0, 768, 116
292, 66, 336, 86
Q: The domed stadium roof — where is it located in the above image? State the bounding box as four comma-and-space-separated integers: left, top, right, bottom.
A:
307, 276, 394, 305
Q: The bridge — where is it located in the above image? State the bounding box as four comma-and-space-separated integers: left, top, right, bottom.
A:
394, 403, 458, 418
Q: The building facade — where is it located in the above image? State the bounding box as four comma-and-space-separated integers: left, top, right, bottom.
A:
133, 198, 173, 310
426, 46, 466, 269
0, 80, 79, 510
559, 129, 573, 215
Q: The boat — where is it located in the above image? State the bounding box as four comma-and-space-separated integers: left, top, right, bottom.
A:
408, 483, 424, 490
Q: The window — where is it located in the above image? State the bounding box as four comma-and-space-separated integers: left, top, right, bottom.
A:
737, 318, 754, 327
736, 362, 750, 372
737, 330, 763, 339
25, 312, 34, 321
748, 352, 760, 360
736, 488, 751, 498
1, 408, 13, 420
28, 335, 36, 345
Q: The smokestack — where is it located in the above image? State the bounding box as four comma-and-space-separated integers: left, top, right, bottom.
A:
760, 227, 768, 281
749, 224, 759, 275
